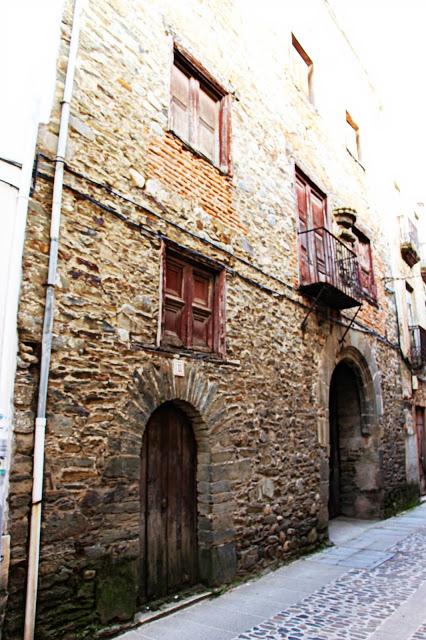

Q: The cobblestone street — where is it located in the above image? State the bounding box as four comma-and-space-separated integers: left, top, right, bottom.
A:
116, 501, 426, 640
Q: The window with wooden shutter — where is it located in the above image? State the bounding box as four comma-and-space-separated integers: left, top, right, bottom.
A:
345, 111, 361, 161
170, 64, 191, 143
295, 169, 328, 287
170, 48, 231, 173
406, 282, 415, 325
163, 256, 188, 347
161, 248, 226, 355
354, 228, 376, 301
291, 34, 313, 102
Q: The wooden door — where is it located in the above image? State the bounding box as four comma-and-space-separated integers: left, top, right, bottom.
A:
329, 390, 341, 518
140, 403, 198, 602
416, 407, 426, 494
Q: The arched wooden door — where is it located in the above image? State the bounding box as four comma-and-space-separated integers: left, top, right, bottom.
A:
140, 402, 198, 602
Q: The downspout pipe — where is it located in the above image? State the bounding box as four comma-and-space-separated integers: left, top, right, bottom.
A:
23, 2, 84, 638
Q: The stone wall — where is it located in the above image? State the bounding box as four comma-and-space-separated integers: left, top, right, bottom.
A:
3, 1, 414, 638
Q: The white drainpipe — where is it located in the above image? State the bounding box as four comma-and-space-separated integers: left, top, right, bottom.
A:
23, 1, 84, 638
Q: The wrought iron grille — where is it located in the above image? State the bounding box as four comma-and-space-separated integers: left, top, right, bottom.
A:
298, 227, 362, 305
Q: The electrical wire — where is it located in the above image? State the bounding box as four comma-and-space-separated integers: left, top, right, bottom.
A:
37, 153, 297, 293
34, 160, 401, 352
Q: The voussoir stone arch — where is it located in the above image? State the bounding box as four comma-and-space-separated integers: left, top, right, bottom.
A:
316, 329, 384, 524
125, 360, 237, 587
317, 329, 383, 447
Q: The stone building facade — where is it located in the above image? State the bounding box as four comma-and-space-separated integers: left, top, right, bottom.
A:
2, 1, 423, 638
389, 196, 426, 493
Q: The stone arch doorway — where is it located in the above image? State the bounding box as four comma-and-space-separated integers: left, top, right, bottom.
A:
127, 362, 237, 598
140, 401, 198, 602
328, 359, 381, 519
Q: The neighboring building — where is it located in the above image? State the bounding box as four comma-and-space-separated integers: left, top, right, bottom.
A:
0, 2, 63, 631
2, 0, 424, 638
389, 197, 426, 493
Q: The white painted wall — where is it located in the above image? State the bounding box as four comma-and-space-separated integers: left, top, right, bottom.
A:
0, 1, 64, 559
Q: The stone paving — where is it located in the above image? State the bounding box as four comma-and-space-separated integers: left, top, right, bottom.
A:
411, 623, 426, 640
236, 529, 426, 639
115, 502, 426, 640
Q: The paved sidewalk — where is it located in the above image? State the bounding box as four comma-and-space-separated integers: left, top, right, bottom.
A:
115, 501, 426, 640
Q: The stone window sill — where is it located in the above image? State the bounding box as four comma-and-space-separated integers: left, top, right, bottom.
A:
131, 341, 240, 367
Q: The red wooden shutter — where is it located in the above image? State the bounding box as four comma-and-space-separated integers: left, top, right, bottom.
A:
171, 64, 191, 142
214, 270, 226, 356
296, 176, 310, 285
357, 236, 375, 298
219, 94, 232, 173
367, 241, 376, 298
190, 267, 214, 350
163, 256, 188, 346
198, 86, 219, 164
311, 189, 328, 282
189, 77, 199, 148
159, 240, 167, 345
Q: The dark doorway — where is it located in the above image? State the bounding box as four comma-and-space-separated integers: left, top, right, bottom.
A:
328, 361, 363, 519
329, 380, 341, 518
140, 402, 198, 602
416, 407, 426, 495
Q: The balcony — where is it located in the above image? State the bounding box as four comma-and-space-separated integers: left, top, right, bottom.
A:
409, 325, 426, 369
298, 227, 362, 310
400, 217, 420, 267
421, 248, 426, 284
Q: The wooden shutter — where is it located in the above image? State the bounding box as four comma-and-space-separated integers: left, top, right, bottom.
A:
296, 175, 310, 285
357, 235, 376, 298
171, 50, 231, 171
190, 267, 214, 350
291, 36, 312, 97
163, 256, 187, 346
311, 189, 327, 282
198, 86, 219, 164
219, 94, 232, 173
161, 248, 226, 354
345, 113, 359, 159
171, 64, 191, 142
214, 270, 226, 356
406, 284, 415, 325
188, 77, 199, 148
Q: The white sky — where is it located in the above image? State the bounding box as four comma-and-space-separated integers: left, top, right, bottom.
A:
327, 0, 426, 209
2, 0, 425, 218
0, 1, 64, 161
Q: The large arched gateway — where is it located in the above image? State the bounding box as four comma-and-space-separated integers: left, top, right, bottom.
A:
328, 357, 382, 519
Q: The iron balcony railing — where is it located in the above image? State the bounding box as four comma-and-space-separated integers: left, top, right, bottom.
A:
409, 325, 426, 369
421, 245, 426, 284
298, 226, 362, 309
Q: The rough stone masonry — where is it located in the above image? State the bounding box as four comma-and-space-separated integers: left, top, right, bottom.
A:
2, 1, 418, 638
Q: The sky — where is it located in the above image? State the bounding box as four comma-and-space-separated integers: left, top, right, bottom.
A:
327, 0, 426, 210
0, 1, 64, 161
2, 0, 425, 217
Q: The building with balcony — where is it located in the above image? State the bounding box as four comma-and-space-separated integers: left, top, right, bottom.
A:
1, 1, 422, 638
388, 200, 426, 496
400, 214, 421, 268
